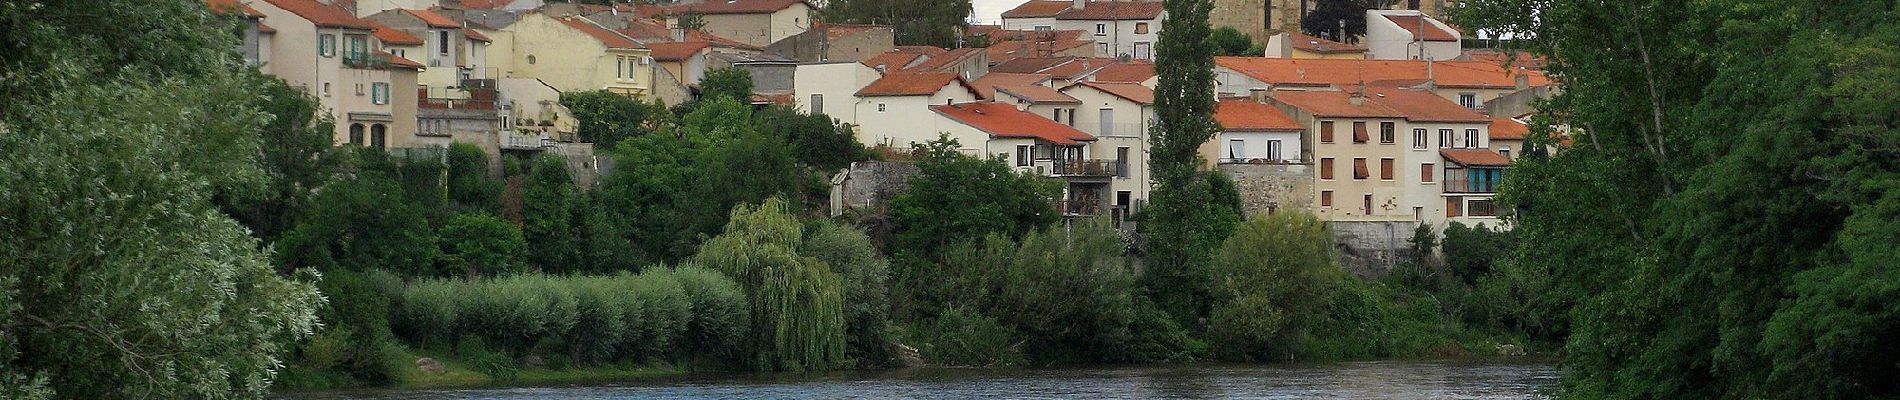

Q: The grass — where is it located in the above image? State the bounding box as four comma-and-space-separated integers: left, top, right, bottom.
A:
389, 346, 689, 390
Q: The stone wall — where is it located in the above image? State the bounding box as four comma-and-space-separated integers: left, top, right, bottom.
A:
1330, 220, 1418, 278
830, 161, 921, 217
1218, 163, 1314, 217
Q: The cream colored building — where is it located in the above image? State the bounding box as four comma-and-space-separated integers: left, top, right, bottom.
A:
1364, 10, 1461, 61
1213, 57, 1550, 110
1001, 0, 1165, 61
656, 0, 813, 49
249, 0, 424, 147
1057, 81, 1154, 212
497, 13, 654, 97
848, 72, 982, 149
792, 61, 884, 120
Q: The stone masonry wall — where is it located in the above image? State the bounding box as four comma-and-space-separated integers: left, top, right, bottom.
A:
1218, 163, 1314, 217
830, 161, 921, 217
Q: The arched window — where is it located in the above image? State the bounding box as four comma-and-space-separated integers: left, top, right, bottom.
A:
371, 124, 387, 149
349, 123, 365, 146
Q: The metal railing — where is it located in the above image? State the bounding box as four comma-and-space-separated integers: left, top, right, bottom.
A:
500, 132, 550, 150
1094, 122, 1149, 138
1049, 159, 1125, 177
1218, 157, 1307, 165
1466, 199, 1499, 217
1057, 200, 1106, 216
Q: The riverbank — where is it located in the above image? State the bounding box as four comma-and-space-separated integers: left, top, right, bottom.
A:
274, 345, 690, 392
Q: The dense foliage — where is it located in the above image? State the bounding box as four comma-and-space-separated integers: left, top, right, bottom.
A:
819, 0, 972, 47
1458, 0, 1900, 397
1207, 26, 1263, 56
1145, 0, 1244, 330
698, 67, 754, 104
559, 90, 668, 149
693, 198, 849, 371
1207, 212, 1341, 361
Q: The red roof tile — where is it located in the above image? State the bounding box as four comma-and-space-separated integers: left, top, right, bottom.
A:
1215, 57, 1552, 89
1489, 117, 1529, 140
1284, 32, 1365, 54
856, 72, 972, 97
559, 17, 643, 50
403, 8, 461, 28
862, 52, 923, 71
463, 27, 491, 42
260, 0, 375, 30
971, 72, 1052, 99
647, 41, 709, 61
454, 0, 517, 10
1057, 1, 1164, 20
990, 57, 1075, 74
1270, 90, 1406, 119
1040, 57, 1119, 79
906, 47, 983, 73
933, 102, 1096, 145
1001, 1, 1073, 18
1462, 49, 1547, 70
1384, 15, 1459, 42
1440, 148, 1511, 167
987, 29, 1087, 42
367, 20, 424, 46
1088, 62, 1154, 83
1069, 81, 1153, 105
820, 23, 883, 41
377, 50, 423, 69
986, 39, 1095, 64
658, 0, 809, 15
1366, 88, 1490, 123
1215, 99, 1301, 131
995, 84, 1079, 104
892, 45, 948, 57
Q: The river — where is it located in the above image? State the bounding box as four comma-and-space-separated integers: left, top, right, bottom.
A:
286, 358, 1560, 399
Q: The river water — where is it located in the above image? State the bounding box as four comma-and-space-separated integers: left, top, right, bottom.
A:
289, 358, 1560, 399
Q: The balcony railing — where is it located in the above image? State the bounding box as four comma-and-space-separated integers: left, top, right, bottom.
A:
1049, 159, 1125, 178
1057, 200, 1106, 216
1218, 157, 1307, 165
1442, 177, 1502, 194
341, 52, 385, 69
500, 132, 551, 150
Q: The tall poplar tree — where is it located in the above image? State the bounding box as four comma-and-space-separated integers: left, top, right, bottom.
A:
1142, 0, 1240, 329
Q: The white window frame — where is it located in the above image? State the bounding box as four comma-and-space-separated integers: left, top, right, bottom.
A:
1465, 129, 1481, 149
1267, 139, 1283, 160
1412, 128, 1428, 149
372, 82, 389, 105
1095, 23, 1107, 35
1228, 138, 1245, 160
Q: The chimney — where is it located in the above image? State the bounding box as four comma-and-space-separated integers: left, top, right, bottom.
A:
1348, 83, 1365, 107
1249, 88, 1269, 104
671, 26, 686, 42
1073, 0, 1086, 10
1515, 73, 1530, 90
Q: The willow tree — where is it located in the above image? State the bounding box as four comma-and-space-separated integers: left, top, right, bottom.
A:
1142, 0, 1242, 329
694, 198, 847, 371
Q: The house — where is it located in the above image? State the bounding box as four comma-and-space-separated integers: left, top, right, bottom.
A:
207, 0, 275, 66
246, 0, 424, 147
1214, 57, 1551, 109
497, 13, 653, 97
1057, 81, 1154, 211
1364, 10, 1461, 61
365, 8, 494, 97
1263, 32, 1367, 59
653, 0, 814, 49
931, 102, 1139, 219
1486, 117, 1529, 160
792, 61, 882, 119
901, 47, 989, 80
985, 38, 1096, 66
849, 72, 982, 148
765, 23, 895, 63
1210, 97, 1304, 165
1001, 0, 1166, 61
1083, 62, 1156, 86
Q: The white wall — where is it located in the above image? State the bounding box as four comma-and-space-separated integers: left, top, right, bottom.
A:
1364, 10, 1461, 61
792, 62, 881, 121
855, 83, 976, 148
1062, 85, 1152, 139
1218, 131, 1302, 162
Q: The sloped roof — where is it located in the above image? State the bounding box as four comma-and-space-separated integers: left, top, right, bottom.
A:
462, 27, 492, 42
986, 39, 1094, 64
647, 41, 709, 61
1088, 62, 1154, 83
1270, 90, 1406, 119
1489, 117, 1530, 140
933, 102, 1096, 145
856, 72, 969, 97
1440, 148, 1511, 167
558, 17, 644, 50
1367, 88, 1490, 123
377, 50, 424, 69
658, 0, 809, 15
990, 57, 1075, 74
1069, 81, 1153, 105
367, 20, 424, 46
906, 47, 983, 72
1384, 14, 1459, 42
821, 23, 884, 41
1215, 57, 1552, 89
1463, 49, 1547, 70
1001, 1, 1072, 18
971, 72, 1052, 99
260, 0, 375, 30
403, 8, 461, 28
862, 52, 924, 71
616, 18, 760, 50
995, 85, 1080, 104
1215, 99, 1301, 131
987, 29, 1087, 42
1285, 32, 1365, 54
1057, 1, 1165, 20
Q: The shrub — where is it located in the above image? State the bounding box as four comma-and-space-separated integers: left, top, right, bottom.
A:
673, 264, 749, 364
694, 198, 848, 371
801, 221, 894, 367
439, 212, 528, 277
903, 308, 1025, 367
1207, 212, 1341, 361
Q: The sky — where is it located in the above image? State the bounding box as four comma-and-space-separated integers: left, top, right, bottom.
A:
970, 0, 1031, 25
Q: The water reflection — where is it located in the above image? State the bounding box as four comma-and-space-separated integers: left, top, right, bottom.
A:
282, 358, 1558, 400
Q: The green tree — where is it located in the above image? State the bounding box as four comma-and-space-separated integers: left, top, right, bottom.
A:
1300, 0, 1395, 42
440, 213, 529, 277
560, 90, 667, 149
820, 0, 972, 47
276, 168, 441, 276
219, 74, 344, 242
447, 142, 502, 213
1207, 26, 1263, 56
888, 136, 1061, 264
753, 106, 871, 171
521, 155, 577, 272
1207, 212, 1341, 361
693, 198, 848, 372
801, 222, 894, 366
699, 67, 754, 103
1143, 0, 1243, 330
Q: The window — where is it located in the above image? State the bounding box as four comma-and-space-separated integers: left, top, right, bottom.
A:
1100, 108, 1114, 136
1469, 199, 1497, 216
1499, 146, 1512, 159
1096, 24, 1107, 35
1352, 121, 1369, 143
322, 82, 332, 97
1320, 158, 1334, 179
1135, 22, 1150, 34
1320, 121, 1335, 143
877, 103, 886, 112
501, 115, 512, 130
1380, 122, 1396, 143
616, 56, 626, 79
810, 94, 824, 112
319, 34, 336, 57
1352, 157, 1369, 180
1446, 197, 1461, 217
355, 83, 365, 96
1320, 190, 1333, 207
1413, 128, 1428, 149
1439, 128, 1454, 148
348, 123, 365, 145
1465, 129, 1481, 148
371, 82, 389, 105
1380, 158, 1395, 180
1267, 139, 1283, 160
1133, 42, 1151, 60
392, 49, 405, 58
1035, 25, 1052, 31
526, 55, 536, 64
1364, 194, 1374, 215
370, 124, 387, 149
1116, 147, 1130, 177
346, 35, 368, 62
1097, 42, 1109, 54
1421, 163, 1435, 183
1016, 145, 1031, 167
1067, 108, 1076, 126
438, 30, 451, 55
1459, 93, 1478, 109
1053, 108, 1063, 122
1228, 139, 1245, 160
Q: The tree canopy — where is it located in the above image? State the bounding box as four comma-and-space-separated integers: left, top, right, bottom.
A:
819, 0, 972, 48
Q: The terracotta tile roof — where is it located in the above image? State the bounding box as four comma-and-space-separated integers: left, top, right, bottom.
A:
932, 102, 1096, 145
403, 8, 461, 28
862, 52, 924, 71
986, 39, 1094, 64
995, 85, 1079, 104
987, 29, 1087, 42
1088, 62, 1154, 83
1366, 88, 1490, 123
1215, 57, 1552, 89
658, 0, 810, 15
463, 27, 491, 42
260, 0, 375, 30
1384, 15, 1459, 42
1215, 99, 1301, 131
454, 0, 517, 10
906, 47, 983, 72
647, 41, 709, 61
971, 72, 1052, 99
1069, 81, 1153, 105
1270, 90, 1406, 119
617, 18, 760, 50
1285, 32, 1365, 54
1489, 117, 1529, 140
892, 45, 949, 57
1440, 148, 1511, 167
377, 50, 424, 69
367, 20, 424, 46
1040, 57, 1119, 79
559, 17, 643, 50
1001, 1, 1072, 18
1057, 1, 1165, 20
1463, 49, 1547, 70
990, 57, 1075, 74
820, 23, 883, 41
856, 72, 971, 97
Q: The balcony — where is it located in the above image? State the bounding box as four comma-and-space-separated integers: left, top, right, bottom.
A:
1442, 177, 1503, 194
1057, 200, 1122, 217
500, 132, 551, 150
1048, 159, 1125, 178
341, 52, 385, 69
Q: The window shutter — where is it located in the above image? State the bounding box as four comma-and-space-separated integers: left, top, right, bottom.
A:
1320, 121, 1335, 142
1320, 158, 1334, 179
1353, 158, 1369, 179
1381, 158, 1395, 180
1320, 190, 1333, 207
1421, 163, 1435, 183
1353, 121, 1369, 143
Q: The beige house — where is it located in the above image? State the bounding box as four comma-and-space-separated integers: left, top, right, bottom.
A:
791, 61, 883, 119
1057, 81, 1154, 213
1364, 10, 1461, 61
496, 13, 654, 97
366, 8, 494, 98
1001, 0, 1166, 61
1214, 56, 1550, 110
247, 0, 425, 147
931, 101, 1142, 219
765, 23, 895, 63
654, 0, 813, 49
848, 72, 982, 149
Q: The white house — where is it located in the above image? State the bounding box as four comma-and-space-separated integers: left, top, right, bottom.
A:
850, 72, 982, 149
1001, 0, 1165, 61
1364, 10, 1461, 61
792, 61, 883, 121
1212, 97, 1304, 164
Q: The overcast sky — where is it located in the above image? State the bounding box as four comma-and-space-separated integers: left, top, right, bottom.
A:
970, 0, 1031, 25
